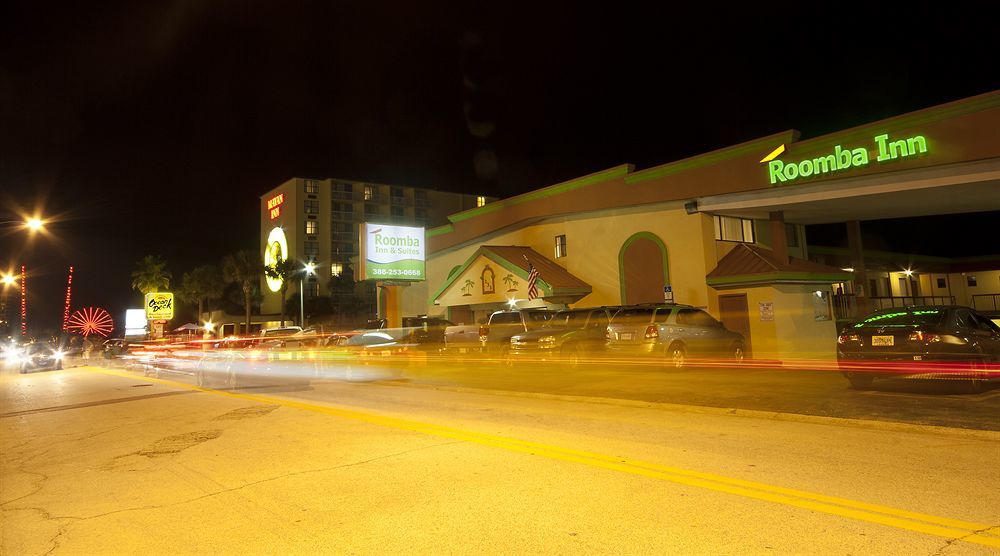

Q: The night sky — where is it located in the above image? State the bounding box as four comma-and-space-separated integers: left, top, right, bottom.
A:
1, 2, 998, 334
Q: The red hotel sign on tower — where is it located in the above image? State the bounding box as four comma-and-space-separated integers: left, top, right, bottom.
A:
266, 193, 285, 220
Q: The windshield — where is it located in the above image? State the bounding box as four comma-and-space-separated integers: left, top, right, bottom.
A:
611, 307, 654, 324
546, 310, 589, 328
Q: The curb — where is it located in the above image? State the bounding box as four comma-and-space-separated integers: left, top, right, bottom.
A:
375, 379, 1000, 441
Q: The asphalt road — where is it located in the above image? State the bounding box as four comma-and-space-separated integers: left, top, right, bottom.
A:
2, 365, 998, 554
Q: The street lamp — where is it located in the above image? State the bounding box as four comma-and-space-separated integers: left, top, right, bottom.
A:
25, 218, 45, 232
300, 262, 317, 327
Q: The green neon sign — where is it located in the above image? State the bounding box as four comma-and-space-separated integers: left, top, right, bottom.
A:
766, 134, 928, 185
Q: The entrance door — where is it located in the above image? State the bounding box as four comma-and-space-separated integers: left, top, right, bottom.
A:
718, 294, 752, 356
449, 305, 473, 326
622, 236, 666, 304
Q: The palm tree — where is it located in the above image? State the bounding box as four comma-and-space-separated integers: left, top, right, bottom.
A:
131, 255, 171, 295
179, 264, 225, 323
263, 256, 298, 327
222, 250, 261, 335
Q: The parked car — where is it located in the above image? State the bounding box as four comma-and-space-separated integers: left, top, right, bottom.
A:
837, 305, 1000, 390
17, 343, 65, 373
606, 304, 746, 368
506, 307, 617, 366
476, 309, 555, 358
103, 338, 131, 358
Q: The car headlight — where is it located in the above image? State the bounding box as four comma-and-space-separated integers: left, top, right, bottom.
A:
52, 350, 65, 360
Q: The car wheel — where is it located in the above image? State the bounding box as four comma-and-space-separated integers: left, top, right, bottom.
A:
968, 356, 992, 393
562, 345, 581, 368
666, 343, 686, 369
732, 343, 746, 364
845, 372, 873, 389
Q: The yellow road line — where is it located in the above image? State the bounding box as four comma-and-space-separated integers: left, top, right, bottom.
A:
83, 366, 1000, 548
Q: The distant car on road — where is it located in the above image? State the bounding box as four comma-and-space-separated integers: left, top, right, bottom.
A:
606, 304, 746, 368
837, 305, 1000, 391
17, 343, 65, 373
507, 307, 616, 366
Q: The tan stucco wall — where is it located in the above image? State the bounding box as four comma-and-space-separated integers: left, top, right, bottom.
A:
949, 270, 1000, 307
715, 284, 837, 362
413, 204, 720, 318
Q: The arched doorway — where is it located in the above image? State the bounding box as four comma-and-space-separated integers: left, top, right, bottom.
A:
619, 232, 669, 304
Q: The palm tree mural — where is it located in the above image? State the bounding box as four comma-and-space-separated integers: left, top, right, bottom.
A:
461, 279, 475, 296
131, 255, 172, 295
502, 273, 519, 292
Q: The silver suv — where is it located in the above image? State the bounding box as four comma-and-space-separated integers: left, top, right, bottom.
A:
606, 304, 745, 368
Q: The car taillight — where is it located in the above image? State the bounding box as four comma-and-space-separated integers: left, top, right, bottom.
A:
644, 325, 658, 339
837, 333, 860, 344
908, 331, 941, 343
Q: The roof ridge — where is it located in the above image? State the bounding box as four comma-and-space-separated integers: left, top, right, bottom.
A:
744, 244, 781, 271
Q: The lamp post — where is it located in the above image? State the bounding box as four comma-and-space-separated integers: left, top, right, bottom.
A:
300, 262, 317, 327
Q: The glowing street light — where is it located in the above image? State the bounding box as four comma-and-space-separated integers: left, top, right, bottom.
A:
1, 274, 16, 287
203, 321, 214, 332
25, 218, 45, 232
300, 262, 317, 327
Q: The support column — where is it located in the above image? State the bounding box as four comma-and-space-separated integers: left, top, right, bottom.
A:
379, 283, 403, 328
846, 220, 868, 316
769, 211, 789, 265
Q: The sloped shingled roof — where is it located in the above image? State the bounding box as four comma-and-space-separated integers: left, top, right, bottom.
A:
430, 245, 591, 304
707, 244, 852, 288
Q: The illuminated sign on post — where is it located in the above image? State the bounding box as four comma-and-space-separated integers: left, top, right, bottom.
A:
763, 133, 928, 185
125, 309, 147, 336
266, 193, 285, 220
145, 292, 175, 320
264, 227, 289, 292
358, 223, 425, 281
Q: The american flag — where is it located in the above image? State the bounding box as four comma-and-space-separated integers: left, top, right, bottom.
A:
526, 262, 540, 300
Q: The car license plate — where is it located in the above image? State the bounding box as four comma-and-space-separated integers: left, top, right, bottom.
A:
619, 332, 633, 341
871, 335, 894, 346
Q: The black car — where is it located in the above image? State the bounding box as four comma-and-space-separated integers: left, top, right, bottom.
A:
18, 343, 66, 373
837, 306, 1000, 390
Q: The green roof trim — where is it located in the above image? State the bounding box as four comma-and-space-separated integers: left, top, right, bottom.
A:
625, 132, 797, 185
444, 165, 632, 225
427, 224, 454, 237
707, 271, 852, 287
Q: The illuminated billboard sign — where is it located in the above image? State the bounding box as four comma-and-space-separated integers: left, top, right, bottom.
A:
144, 292, 175, 320
763, 133, 928, 185
266, 193, 285, 220
125, 309, 147, 336
264, 227, 289, 292
358, 223, 425, 281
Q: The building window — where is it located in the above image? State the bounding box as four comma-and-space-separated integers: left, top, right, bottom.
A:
364, 203, 378, 217
477, 196, 486, 208
304, 179, 319, 194
555, 235, 567, 258
305, 221, 317, 235
304, 241, 319, 260
415, 189, 427, 200
391, 206, 404, 219
967, 275, 977, 287
415, 208, 427, 222
304, 200, 319, 214
936, 277, 946, 288
785, 223, 799, 248
869, 279, 878, 297
305, 282, 320, 297
331, 262, 343, 277
364, 185, 374, 201
713, 215, 755, 243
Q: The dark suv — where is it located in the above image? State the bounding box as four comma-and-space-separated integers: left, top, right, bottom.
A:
606, 304, 746, 368
506, 307, 617, 366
